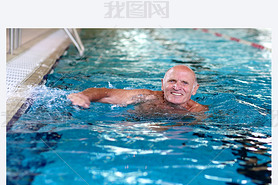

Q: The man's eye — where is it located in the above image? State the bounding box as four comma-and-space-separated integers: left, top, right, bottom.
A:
183, 81, 188, 85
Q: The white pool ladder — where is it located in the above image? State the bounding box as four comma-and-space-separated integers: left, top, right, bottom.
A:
64, 28, 85, 56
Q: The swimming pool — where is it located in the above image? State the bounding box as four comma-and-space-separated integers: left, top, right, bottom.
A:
7, 28, 271, 185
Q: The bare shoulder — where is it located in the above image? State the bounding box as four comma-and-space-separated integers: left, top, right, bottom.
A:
127, 90, 162, 104
109, 89, 160, 97
187, 99, 209, 112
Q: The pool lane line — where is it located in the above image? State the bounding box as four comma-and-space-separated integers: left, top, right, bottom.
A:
193, 28, 272, 52
40, 138, 90, 185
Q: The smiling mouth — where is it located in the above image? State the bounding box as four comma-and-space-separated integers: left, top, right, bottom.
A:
171, 92, 183, 96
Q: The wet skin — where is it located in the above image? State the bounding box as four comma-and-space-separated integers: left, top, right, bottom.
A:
67, 65, 208, 113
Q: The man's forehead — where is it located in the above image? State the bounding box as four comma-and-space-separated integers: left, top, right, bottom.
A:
166, 68, 195, 78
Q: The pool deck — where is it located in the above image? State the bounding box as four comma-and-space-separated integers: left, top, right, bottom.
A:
6, 29, 71, 128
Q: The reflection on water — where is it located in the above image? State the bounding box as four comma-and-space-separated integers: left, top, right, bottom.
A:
7, 113, 272, 184
7, 29, 271, 185
227, 132, 271, 184
7, 131, 62, 185
7, 89, 271, 184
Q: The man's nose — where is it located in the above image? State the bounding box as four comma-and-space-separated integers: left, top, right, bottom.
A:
173, 82, 182, 90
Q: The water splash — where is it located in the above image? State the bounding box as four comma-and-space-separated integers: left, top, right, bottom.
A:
9, 85, 78, 133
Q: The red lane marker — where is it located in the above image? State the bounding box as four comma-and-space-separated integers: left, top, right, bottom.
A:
251, 43, 265, 50
230, 37, 240, 42
214, 32, 222, 37
193, 28, 271, 51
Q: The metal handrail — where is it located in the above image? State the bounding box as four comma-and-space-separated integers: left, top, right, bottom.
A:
7, 28, 84, 56
64, 28, 85, 56
8, 28, 21, 55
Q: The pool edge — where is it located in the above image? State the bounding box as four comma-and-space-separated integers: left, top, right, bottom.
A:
6, 30, 71, 128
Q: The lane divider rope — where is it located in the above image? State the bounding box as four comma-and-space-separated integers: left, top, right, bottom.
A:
193, 28, 271, 52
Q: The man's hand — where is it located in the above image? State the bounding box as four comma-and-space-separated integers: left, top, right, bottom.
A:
67, 93, 91, 108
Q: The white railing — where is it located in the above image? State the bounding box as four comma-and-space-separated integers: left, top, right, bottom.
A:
7, 28, 85, 56
64, 28, 85, 56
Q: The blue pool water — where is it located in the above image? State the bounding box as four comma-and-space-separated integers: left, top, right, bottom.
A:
7, 29, 271, 185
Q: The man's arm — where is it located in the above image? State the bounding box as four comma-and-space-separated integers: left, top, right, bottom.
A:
67, 88, 156, 108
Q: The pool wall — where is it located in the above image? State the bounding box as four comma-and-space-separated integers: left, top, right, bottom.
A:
6, 29, 71, 128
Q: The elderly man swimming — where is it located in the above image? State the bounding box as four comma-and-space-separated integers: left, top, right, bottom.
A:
67, 65, 208, 113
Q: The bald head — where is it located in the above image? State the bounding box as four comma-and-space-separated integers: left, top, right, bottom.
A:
161, 65, 199, 105
163, 65, 198, 87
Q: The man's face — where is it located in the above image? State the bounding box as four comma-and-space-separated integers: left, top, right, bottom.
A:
161, 67, 199, 105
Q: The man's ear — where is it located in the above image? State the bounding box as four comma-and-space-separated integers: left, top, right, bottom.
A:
161, 79, 164, 90
191, 84, 199, 95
